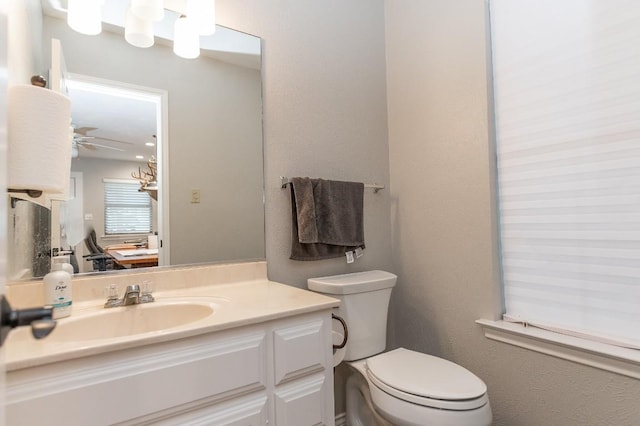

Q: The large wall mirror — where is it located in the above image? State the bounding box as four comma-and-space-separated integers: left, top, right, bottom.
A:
9, 1, 265, 279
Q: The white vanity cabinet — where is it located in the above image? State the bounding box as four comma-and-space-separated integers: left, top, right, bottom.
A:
6, 310, 335, 426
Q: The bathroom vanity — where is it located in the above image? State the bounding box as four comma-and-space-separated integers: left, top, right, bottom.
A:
5, 261, 339, 425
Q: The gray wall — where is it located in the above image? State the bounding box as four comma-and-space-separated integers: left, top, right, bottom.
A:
385, 1, 640, 425
216, 0, 394, 286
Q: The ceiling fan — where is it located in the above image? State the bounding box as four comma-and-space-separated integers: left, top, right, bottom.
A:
73, 126, 134, 152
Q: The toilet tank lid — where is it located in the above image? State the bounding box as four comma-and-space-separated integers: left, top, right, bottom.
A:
308, 270, 397, 295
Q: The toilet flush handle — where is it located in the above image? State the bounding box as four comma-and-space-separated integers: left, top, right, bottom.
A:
332, 313, 348, 350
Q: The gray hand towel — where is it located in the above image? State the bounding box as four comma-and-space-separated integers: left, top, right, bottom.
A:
290, 177, 365, 261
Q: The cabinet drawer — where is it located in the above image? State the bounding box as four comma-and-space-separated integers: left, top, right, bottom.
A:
273, 318, 326, 385
131, 392, 269, 426
7, 331, 267, 426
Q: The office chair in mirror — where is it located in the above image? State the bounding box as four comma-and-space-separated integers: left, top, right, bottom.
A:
83, 228, 125, 271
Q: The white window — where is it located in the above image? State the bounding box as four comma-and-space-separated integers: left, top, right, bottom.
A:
491, 0, 640, 349
103, 179, 152, 235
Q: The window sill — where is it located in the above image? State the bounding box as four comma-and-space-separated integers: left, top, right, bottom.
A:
476, 319, 640, 380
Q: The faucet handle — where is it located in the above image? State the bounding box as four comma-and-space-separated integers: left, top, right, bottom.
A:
140, 281, 155, 303
106, 284, 119, 299
104, 285, 122, 308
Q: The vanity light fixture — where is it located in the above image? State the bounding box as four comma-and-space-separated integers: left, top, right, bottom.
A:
125, 7, 155, 48
173, 15, 200, 59
65, 0, 215, 59
67, 0, 103, 36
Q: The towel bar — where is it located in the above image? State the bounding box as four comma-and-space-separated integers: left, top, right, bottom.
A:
280, 176, 385, 193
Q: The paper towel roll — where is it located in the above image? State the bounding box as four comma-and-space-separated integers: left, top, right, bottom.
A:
8, 84, 72, 194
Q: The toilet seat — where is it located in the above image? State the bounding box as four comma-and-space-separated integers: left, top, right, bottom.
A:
365, 348, 489, 411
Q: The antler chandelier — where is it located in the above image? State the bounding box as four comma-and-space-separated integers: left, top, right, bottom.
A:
132, 157, 158, 200
66, 0, 216, 59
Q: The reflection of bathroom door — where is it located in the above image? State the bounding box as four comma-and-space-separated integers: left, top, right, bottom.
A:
49, 38, 70, 256
60, 172, 84, 270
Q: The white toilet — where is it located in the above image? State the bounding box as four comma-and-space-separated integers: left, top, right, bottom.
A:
308, 270, 492, 426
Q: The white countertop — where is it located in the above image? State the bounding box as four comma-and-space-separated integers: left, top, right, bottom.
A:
5, 277, 340, 371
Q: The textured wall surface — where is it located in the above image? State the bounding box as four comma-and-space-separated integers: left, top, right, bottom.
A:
216, 0, 394, 288
385, 1, 640, 425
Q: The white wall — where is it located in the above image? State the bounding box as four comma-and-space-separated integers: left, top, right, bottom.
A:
7, 0, 41, 86
216, 0, 394, 287
385, 1, 640, 425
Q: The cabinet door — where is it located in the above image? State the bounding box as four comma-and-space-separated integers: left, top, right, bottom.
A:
273, 318, 326, 385
274, 373, 328, 426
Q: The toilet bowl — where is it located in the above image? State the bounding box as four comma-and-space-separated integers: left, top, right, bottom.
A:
349, 348, 492, 426
308, 271, 492, 426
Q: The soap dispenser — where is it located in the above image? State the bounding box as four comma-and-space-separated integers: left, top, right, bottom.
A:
43, 262, 73, 319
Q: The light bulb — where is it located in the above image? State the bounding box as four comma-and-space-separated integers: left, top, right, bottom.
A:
173, 15, 200, 59
67, 0, 102, 35
187, 0, 216, 36
131, 0, 164, 22
125, 7, 154, 48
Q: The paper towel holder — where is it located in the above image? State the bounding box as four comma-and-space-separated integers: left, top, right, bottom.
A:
8, 189, 43, 198
8, 77, 51, 203
8, 189, 44, 209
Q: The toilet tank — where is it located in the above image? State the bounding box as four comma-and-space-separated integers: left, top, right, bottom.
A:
308, 270, 397, 361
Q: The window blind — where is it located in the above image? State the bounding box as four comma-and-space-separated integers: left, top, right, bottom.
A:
490, 0, 640, 348
103, 179, 152, 235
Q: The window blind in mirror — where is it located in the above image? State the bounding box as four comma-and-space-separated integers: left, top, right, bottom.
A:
103, 179, 152, 235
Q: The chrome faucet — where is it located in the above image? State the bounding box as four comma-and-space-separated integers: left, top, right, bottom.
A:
122, 285, 141, 305
104, 284, 153, 308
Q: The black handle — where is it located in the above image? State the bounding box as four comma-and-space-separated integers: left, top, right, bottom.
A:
332, 313, 348, 350
0, 295, 57, 347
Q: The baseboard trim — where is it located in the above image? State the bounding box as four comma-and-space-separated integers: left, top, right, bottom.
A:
335, 412, 346, 426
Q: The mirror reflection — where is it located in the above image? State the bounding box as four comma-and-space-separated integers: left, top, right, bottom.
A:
9, 2, 265, 279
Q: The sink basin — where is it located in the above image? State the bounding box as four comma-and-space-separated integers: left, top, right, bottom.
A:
46, 299, 220, 342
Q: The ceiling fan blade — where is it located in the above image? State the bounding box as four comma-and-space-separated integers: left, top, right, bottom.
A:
83, 142, 126, 152
91, 136, 135, 145
78, 142, 97, 151
73, 126, 98, 136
